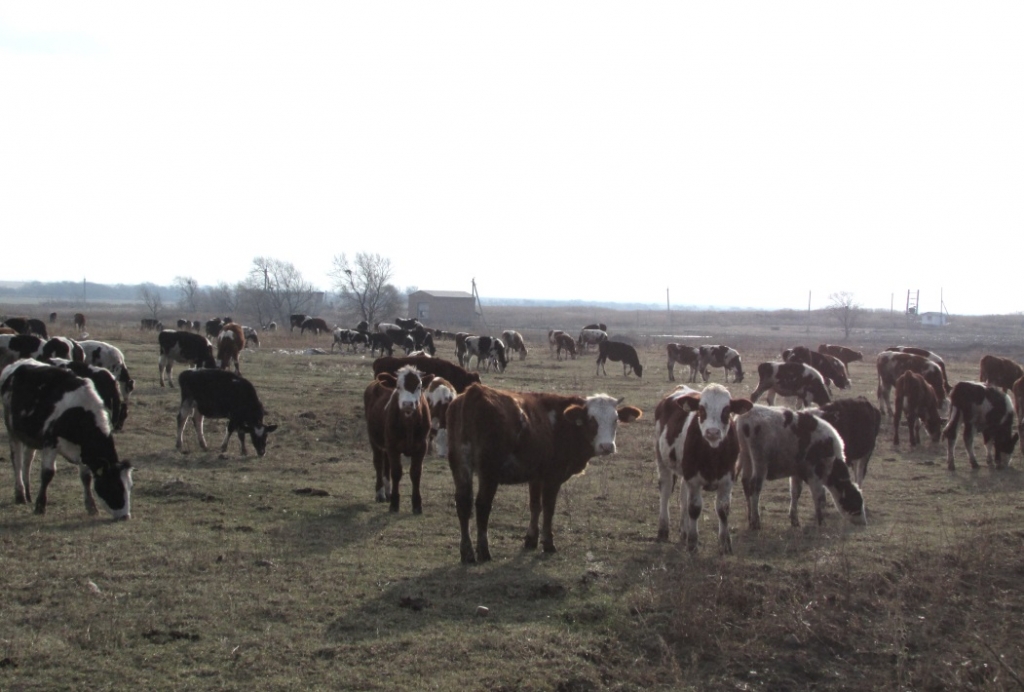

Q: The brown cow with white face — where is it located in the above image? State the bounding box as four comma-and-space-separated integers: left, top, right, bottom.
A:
876, 351, 948, 419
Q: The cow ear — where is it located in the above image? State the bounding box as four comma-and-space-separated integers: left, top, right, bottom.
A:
563, 404, 587, 426
729, 398, 754, 415
673, 393, 701, 413
265, 424, 278, 434
617, 406, 642, 422
376, 373, 397, 388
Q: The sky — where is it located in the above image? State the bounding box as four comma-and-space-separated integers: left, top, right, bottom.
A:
1, 3, 1021, 315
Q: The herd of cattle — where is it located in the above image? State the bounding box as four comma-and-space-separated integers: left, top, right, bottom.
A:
2, 312, 1023, 563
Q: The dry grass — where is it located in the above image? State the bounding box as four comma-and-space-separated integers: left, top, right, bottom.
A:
1, 305, 1024, 691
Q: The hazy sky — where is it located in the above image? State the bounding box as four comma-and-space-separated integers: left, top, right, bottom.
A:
2, 3, 1021, 314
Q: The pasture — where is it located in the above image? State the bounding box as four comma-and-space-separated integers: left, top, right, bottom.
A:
2, 307, 1024, 691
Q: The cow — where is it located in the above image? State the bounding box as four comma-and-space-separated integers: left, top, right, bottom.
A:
548, 329, 566, 356
267, 321, 278, 332
818, 344, 863, 367
331, 328, 368, 353
1, 359, 133, 518
78, 340, 134, 427
749, 362, 831, 408
242, 326, 260, 349
2, 317, 30, 334
42, 337, 85, 363
217, 323, 244, 374
176, 319, 190, 330
892, 370, 942, 448
0, 334, 45, 367
554, 332, 577, 361
697, 345, 744, 383
583, 323, 607, 332
368, 332, 395, 357
394, 317, 423, 331
876, 351, 948, 419
364, 366, 431, 513
205, 318, 224, 339
141, 318, 162, 331
191, 320, 202, 332
577, 328, 608, 353
73, 313, 86, 331
300, 317, 330, 336
158, 330, 216, 387
886, 346, 950, 393
176, 369, 277, 457
654, 384, 753, 553
373, 355, 482, 393
666, 343, 700, 382
378, 324, 415, 354
290, 314, 308, 332
25, 318, 48, 339
502, 330, 528, 360
806, 397, 882, 485
48, 312, 58, 324
783, 346, 849, 389
465, 336, 508, 372
424, 377, 456, 456
736, 405, 866, 529
50, 360, 127, 433
979, 355, 1024, 391
446, 383, 642, 562
597, 340, 643, 377
943, 381, 1019, 471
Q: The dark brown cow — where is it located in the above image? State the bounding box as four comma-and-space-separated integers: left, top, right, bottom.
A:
554, 332, 577, 360
300, 317, 330, 336
876, 351, 948, 418
818, 344, 863, 366
808, 397, 881, 485
892, 370, 942, 448
979, 355, 1024, 390
73, 313, 86, 331
446, 383, 641, 562
666, 343, 699, 382
886, 346, 950, 393
216, 323, 244, 374
596, 341, 643, 377
749, 362, 830, 408
783, 346, 849, 389
373, 355, 481, 393
547, 329, 566, 356
943, 381, 1019, 471
364, 367, 431, 513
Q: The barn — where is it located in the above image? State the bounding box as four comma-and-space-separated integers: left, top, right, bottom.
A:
919, 312, 949, 327
407, 290, 478, 327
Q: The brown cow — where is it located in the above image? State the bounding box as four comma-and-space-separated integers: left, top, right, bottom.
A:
876, 351, 948, 419
886, 346, 950, 393
892, 370, 942, 448
372, 355, 480, 393
73, 313, 86, 331
446, 383, 641, 562
554, 332, 577, 360
783, 346, 849, 389
216, 323, 244, 374
979, 355, 1024, 390
818, 344, 863, 367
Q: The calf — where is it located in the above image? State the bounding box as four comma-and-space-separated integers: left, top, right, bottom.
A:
817, 344, 863, 367
176, 369, 277, 456
216, 323, 244, 374
655, 384, 752, 553
501, 330, 528, 360
666, 343, 699, 382
1, 359, 132, 518
806, 397, 881, 485
892, 370, 942, 448
554, 332, 577, 360
364, 366, 431, 513
736, 405, 866, 529
577, 328, 608, 353
942, 381, 1018, 471
979, 355, 1024, 390
447, 383, 641, 562
158, 330, 216, 387
596, 340, 643, 377
783, 346, 849, 389
876, 351, 948, 418
697, 345, 744, 383
373, 355, 481, 393
331, 328, 368, 353
465, 335, 508, 372
424, 377, 456, 456
74, 313, 86, 331
300, 317, 330, 336
749, 361, 831, 408
243, 326, 260, 348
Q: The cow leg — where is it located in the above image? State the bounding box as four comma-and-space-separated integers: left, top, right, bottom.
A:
78, 465, 99, 516
806, 476, 829, 526
34, 450, 59, 515
943, 406, 962, 471
474, 476, 499, 562
388, 453, 404, 513
963, 423, 980, 469
453, 475, 475, 563
525, 481, 541, 549
788, 477, 803, 527
893, 396, 904, 446
219, 423, 236, 454
539, 482, 562, 553
715, 477, 733, 555
667, 360, 675, 381
10, 440, 32, 504
175, 403, 193, 452
742, 473, 764, 530
688, 365, 698, 383
596, 357, 605, 376
193, 412, 209, 451
372, 447, 390, 502
682, 480, 702, 552
656, 463, 675, 542
877, 381, 892, 418
409, 451, 423, 514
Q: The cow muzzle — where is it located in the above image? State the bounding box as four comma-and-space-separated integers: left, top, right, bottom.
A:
595, 442, 616, 455
703, 429, 723, 446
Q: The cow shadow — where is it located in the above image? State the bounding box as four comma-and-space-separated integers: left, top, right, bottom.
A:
265, 502, 393, 555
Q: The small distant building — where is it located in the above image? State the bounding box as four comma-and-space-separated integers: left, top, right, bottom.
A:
407, 290, 477, 327
919, 311, 949, 327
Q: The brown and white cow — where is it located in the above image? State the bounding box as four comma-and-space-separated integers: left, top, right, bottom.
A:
364, 366, 431, 513
736, 405, 866, 529
372, 355, 481, 393
424, 377, 456, 456
783, 346, 849, 389
892, 370, 942, 448
697, 345, 744, 383
806, 397, 882, 485
446, 383, 641, 562
554, 332, 578, 361
749, 362, 831, 408
216, 323, 244, 374
666, 343, 699, 382
876, 351, 948, 419
979, 355, 1024, 391
817, 344, 863, 367
942, 381, 1019, 471
501, 330, 528, 360
886, 346, 950, 393
548, 329, 566, 357
655, 384, 752, 553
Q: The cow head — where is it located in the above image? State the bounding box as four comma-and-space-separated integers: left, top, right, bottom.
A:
672, 383, 753, 448
563, 394, 642, 456
91, 459, 134, 520
247, 423, 279, 457
394, 366, 425, 417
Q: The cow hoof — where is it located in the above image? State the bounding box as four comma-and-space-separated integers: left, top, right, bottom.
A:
461, 552, 476, 564
14, 494, 27, 505
389, 504, 399, 513
33, 504, 46, 515
523, 534, 538, 550
542, 542, 557, 554
476, 548, 491, 563
656, 529, 669, 542
412, 506, 422, 515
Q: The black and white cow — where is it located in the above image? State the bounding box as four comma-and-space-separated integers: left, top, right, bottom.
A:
749, 362, 831, 408
1, 359, 133, 518
0, 334, 44, 368
666, 343, 700, 382
158, 330, 216, 387
782, 346, 849, 390
78, 340, 135, 417
465, 336, 508, 373
50, 360, 127, 432
331, 328, 369, 353
367, 332, 396, 357
176, 369, 278, 456
596, 341, 643, 377
697, 345, 744, 383
806, 397, 882, 485
942, 381, 1019, 471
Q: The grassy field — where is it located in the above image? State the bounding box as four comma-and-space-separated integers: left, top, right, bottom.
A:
2, 306, 1023, 691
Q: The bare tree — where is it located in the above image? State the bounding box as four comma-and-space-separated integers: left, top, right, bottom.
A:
245, 257, 320, 325
206, 282, 242, 316
138, 284, 164, 321
828, 291, 861, 339
175, 275, 201, 313
330, 253, 401, 325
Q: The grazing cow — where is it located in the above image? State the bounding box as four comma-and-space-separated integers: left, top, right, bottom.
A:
597, 340, 643, 377
74, 313, 86, 331
48, 312, 58, 324
367, 333, 395, 357
373, 355, 481, 393
654, 384, 753, 553
242, 326, 260, 348
666, 343, 700, 382
554, 332, 577, 360
749, 362, 831, 408
158, 330, 216, 387
892, 370, 942, 448
583, 322, 607, 332
3, 317, 30, 334
424, 377, 456, 456
1, 360, 132, 518
548, 329, 566, 356
176, 369, 277, 456
331, 328, 368, 353
267, 321, 277, 332
42, 337, 85, 363
697, 345, 744, 383
979, 355, 1024, 391
876, 351, 948, 418
465, 336, 508, 372
806, 397, 882, 485
141, 318, 161, 331
51, 360, 127, 433
25, 318, 48, 339
577, 328, 608, 353
886, 346, 950, 393
502, 330, 528, 360
300, 317, 330, 336
217, 323, 244, 374
818, 344, 863, 367
290, 314, 307, 332
736, 405, 866, 529
364, 366, 431, 513
447, 383, 642, 562
378, 324, 415, 355
943, 381, 1019, 471
783, 346, 849, 389
78, 340, 134, 426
